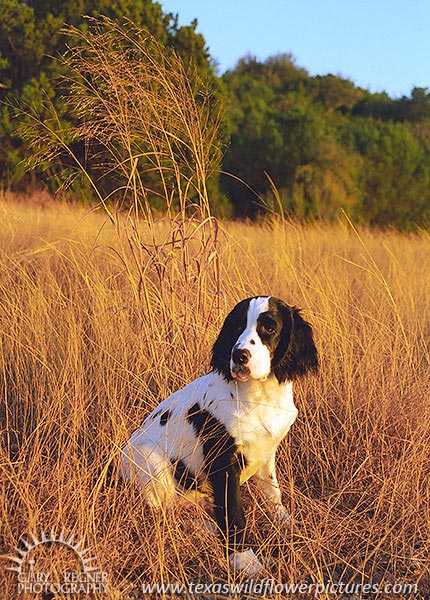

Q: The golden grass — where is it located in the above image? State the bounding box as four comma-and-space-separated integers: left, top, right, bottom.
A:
3, 17, 430, 598
0, 191, 429, 599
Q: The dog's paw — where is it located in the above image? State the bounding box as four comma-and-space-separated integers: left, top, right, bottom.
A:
201, 518, 218, 534
273, 503, 296, 525
229, 549, 264, 575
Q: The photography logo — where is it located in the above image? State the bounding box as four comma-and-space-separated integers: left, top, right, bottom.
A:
7, 528, 108, 595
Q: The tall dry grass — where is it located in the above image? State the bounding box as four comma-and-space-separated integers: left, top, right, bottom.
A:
2, 16, 429, 600
0, 192, 429, 599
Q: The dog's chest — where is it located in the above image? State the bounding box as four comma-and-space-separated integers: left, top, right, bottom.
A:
226, 382, 298, 477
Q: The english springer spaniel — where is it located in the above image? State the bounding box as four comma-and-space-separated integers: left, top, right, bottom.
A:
120, 296, 318, 574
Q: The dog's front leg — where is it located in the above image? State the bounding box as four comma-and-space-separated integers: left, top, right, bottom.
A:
253, 453, 292, 524
209, 458, 263, 575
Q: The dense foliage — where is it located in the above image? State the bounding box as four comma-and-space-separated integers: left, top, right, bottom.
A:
221, 55, 430, 227
1, 0, 430, 227
0, 0, 213, 187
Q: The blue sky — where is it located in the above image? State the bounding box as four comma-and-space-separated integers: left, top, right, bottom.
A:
160, 0, 430, 98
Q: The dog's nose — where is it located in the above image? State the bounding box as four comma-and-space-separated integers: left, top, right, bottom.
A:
232, 348, 251, 365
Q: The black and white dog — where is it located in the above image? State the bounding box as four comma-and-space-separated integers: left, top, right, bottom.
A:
120, 296, 318, 574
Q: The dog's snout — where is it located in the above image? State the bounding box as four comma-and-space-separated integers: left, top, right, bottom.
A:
232, 347, 251, 365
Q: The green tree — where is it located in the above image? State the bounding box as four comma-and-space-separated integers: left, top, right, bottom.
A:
309, 74, 365, 113
0, 0, 215, 189
222, 54, 362, 219
340, 117, 430, 227
221, 52, 430, 227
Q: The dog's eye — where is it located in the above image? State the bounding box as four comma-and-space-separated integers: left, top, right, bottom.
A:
262, 324, 276, 334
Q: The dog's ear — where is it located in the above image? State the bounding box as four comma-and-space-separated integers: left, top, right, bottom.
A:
273, 303, 318, 383
211, 299, 249, 380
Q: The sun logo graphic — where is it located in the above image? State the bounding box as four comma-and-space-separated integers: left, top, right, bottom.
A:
7, 528, 108, 595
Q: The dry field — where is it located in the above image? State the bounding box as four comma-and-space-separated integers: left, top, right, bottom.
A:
0, 191, 429, 599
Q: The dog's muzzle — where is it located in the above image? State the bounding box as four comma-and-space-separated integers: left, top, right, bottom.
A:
231, 347, 251, 381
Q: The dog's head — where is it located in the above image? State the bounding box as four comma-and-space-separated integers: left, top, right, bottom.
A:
211, 296, 318, 383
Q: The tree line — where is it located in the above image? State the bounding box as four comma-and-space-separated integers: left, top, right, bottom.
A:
1, 0, 430, 228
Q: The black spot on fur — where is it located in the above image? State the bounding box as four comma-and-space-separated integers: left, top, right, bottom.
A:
187, 404, 236, 469
170, 458, 200, 491
160, 410, 171, 426
186, 402, 247, 552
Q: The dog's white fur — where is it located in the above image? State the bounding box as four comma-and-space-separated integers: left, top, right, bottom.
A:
120, 296, 318, 574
